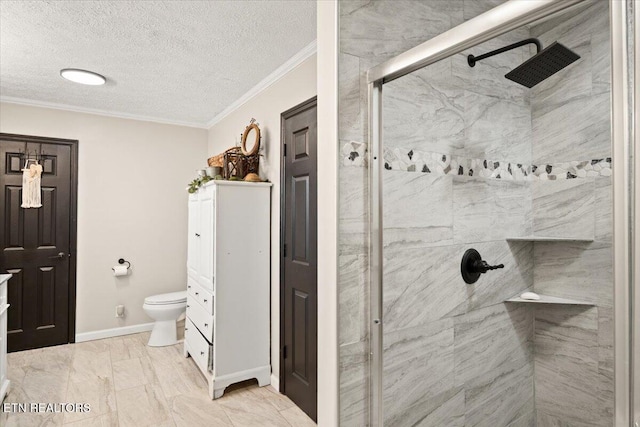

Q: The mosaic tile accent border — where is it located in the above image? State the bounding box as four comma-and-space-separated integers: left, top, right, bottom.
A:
342, 142, 612, 180
383, 149, 612, 180
342, 141, 367, 167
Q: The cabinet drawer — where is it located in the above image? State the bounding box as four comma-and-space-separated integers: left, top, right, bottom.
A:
186, 296, 213, 342
185, 318, 212, 373
187, 282, 214, 316
197, 289, 214, 315
187, 278, 199, 300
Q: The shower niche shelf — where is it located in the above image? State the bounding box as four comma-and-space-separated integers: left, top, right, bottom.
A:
506, 236, 594, 242
505, 294, 594, 305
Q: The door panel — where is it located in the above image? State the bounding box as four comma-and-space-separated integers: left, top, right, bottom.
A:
198, 188, 214, 288
292, 288, 309, 383
4, 187, 24, 249
6, 268, 23, 333
292, 176, 310, 264
0, 135, 76, 352
281, 98, 317, 422
187, 197, 199, 278
38, 187, 57, 246
36, 266, 56, 328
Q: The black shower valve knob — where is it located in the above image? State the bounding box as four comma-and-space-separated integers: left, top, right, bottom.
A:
461, 248, 504, 284
473, 260, 505, 274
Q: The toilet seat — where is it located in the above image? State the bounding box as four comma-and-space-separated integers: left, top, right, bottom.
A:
144, 291, 187, 305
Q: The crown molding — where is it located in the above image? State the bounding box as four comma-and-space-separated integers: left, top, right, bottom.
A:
0, 96, 209, 129
205, 39, 317, 129
0, 40, 317, 130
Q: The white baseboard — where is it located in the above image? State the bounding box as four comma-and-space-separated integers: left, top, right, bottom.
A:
75, 322, 155, 343
270, 373, 279, 392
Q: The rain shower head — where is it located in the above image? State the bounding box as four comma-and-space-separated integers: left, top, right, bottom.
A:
505, 42, 580, 88
467, 38, 580, 88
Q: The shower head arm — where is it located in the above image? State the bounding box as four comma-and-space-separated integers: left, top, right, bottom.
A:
467, 38, 542, 67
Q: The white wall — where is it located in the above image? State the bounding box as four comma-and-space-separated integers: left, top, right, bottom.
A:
316, 1, 339, 424
207, 54, 317, 390
0, 102, 208, 335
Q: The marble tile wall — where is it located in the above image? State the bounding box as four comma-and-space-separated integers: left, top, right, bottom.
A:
530, 0, 611, 164
377, 2, 538, 425
338, 0, 534, 425
338, 1, 476, 425
529, 2, 614, 425
338, 0, 613, 426
382, 24, 533, 163
532, 179, 596, 239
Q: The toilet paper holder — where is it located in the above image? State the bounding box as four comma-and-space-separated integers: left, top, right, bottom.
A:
114, 258, 131, 270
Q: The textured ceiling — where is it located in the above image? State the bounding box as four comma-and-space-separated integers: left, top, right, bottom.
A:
0, 1, 316, 127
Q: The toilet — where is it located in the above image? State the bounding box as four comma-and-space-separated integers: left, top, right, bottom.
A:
143, 291, 187, 347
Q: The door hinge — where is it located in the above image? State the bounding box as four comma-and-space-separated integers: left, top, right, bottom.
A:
282, 345, 287, 359
283, 144, 287, 157
283, 244, 287, 257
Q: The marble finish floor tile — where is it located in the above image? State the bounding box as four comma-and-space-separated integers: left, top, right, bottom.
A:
115, 383, 173, 427
280, 406, 318, 427
63, 377, 116, 424
4, 332, 315, 426
112, 356, 157, 391
69, 350, 112, 384
218, 388, 293, 427
106, 335, 148, 362
63, 412, 119, 427
167, 391, 232, 427
3, 411, 65, 426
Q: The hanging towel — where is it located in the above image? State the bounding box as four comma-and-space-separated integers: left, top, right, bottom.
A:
21, 163, 43, 208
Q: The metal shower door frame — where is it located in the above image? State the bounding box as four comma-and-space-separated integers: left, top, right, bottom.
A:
366, 0, 634, 426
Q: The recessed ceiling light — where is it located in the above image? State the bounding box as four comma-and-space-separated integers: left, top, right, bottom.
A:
60, 68, 106, 86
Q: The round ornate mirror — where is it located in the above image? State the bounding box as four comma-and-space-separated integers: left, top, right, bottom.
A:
241, 123, 261, 156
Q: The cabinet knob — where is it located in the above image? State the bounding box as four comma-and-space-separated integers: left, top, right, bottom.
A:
204, 299, 207, 303
187, 305, 190, 308
195, 292, 199, 296
188, 285, 191, 289
185, 328, 188, 331
204, 323, 208, 327
200, 351, 205, 356
195, 233, 200, 237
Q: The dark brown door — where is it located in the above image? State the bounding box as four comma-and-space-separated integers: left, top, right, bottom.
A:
0, 134, 77, 352
281, 97, 318, 421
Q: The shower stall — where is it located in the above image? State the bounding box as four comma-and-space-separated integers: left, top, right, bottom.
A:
337, 0, 637, 426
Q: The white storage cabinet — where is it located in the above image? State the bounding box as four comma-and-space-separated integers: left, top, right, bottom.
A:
184, 181, 271, 399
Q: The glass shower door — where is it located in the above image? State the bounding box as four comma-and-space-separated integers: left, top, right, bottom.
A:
369, 0, 627, 425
